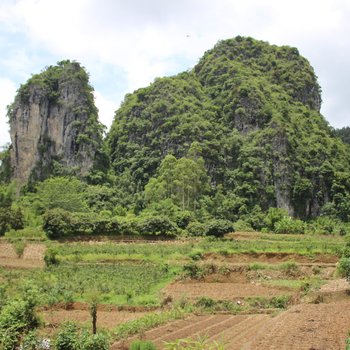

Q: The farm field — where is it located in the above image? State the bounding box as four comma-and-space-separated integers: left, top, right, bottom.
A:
1, 231, 350, 349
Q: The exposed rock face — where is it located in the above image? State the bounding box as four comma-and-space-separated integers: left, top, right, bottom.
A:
9, 61, 102, 183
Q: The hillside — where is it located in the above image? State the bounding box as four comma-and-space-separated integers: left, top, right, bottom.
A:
1, 36, 350, 231
107, 36, 350, 220
7, 60, 104, 184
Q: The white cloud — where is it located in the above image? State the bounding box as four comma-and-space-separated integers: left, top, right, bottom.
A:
0, 78, 17, 146
93, 90, 118, 130
0, 0, 350, 146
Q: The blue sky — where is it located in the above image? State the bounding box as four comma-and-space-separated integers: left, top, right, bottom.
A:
1, 0, 350, 147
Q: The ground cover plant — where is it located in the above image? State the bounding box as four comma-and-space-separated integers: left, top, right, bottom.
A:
0, 262, 176, 307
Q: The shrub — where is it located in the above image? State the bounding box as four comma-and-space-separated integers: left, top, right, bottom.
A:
232, 219, 254, 232
130, 339, 157, 350
137, 216, 177, 236
186, 221, 206, 236
195, 296, 215, 308
0, 298, 40, 350
43, 208, 73, 239
338, 257, 350, 281
263, 207, 289, 231
20, 331, 50, 350
54, 322, 78, 350
204, 219, 234, 237
308, 216, 350, 235
80, 331, 110, 350
274, 217, 306, 234
44, 247, 59, 267
0, 207, 25, 236
175, 211, 193, 229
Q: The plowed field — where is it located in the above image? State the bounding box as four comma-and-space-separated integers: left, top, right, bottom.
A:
112, 299, 350, 350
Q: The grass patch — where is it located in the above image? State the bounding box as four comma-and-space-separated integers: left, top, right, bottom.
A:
248, 261, 299, 272
4, 227, 47, 241
263, 278, 325, 292
114, 306, 189, 340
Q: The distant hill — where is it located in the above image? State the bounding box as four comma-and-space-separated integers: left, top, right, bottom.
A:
107, 36, 350, 220
3, 37, 350, 223
335, 126, 350, 145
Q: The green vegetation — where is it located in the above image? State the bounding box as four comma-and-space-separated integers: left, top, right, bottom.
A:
114, 306, 189, 340
1, 38, 350, 241
335, 126, 350, 145
129, 340, 157, 350
0, 262, 175, 306
1, 37, 350, 350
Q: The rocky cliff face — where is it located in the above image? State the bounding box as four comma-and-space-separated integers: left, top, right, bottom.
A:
9, 61, 103, 183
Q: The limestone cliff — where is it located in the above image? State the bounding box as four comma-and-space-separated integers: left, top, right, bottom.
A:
8, 60, 103, 183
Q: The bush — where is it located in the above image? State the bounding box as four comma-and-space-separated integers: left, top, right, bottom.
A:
137, 215, 177, 236
273, 217, 306, 234
130, 339, 157, 350
0, 207, 25, 236
186, 221, 206, 236
20, 331, 50, 350
43, 208, 73, 239
0, 298, 40, 350
338, 257, 350, 281
175, 211, 193, 229
44, 247, 59, 267
80, 331, 110, 350
54, 322, 78, 350
43, 208, 122, 239
263, 207, 289, 231
204, 219, 234, 237
308, 216, 350, 235
54, 321, 110, 350
233, 219, 254, 232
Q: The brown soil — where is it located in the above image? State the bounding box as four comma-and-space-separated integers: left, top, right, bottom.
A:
112, 299, 350, 350
0, 243, 17, 258
0, 258, 44, 268
22, 244, 46, 260
0, 243, 46, 268
204, 252, 339, 264
162, 281, 289, 301
41, 309, 145, 331
249, 301, 350, 350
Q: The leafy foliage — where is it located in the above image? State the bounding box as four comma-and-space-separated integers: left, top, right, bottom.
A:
0, 297, 39, 350
106, 36, 350, 222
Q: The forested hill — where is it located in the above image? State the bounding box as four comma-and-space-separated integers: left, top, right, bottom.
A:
107, 36, 350, 220
2, 36, 350, 235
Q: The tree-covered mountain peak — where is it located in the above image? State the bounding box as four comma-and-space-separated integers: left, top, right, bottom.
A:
107, 36, 350, 221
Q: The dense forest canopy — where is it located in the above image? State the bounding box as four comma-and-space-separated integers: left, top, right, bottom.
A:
1, 36, 350, 238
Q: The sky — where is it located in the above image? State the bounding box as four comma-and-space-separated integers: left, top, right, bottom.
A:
1, 0, 350, 147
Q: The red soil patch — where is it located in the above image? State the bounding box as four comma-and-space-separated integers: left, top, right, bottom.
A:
162, 281, 289, 301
